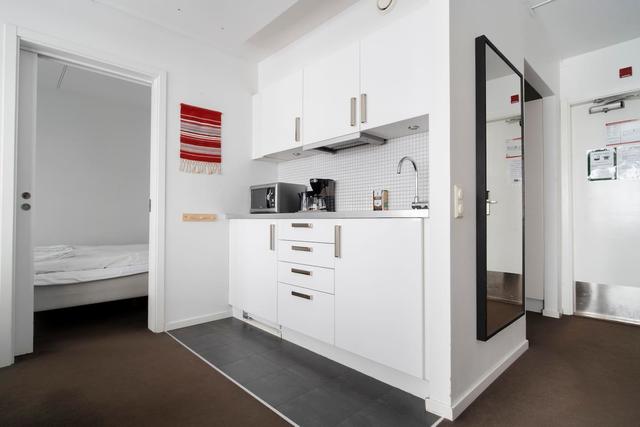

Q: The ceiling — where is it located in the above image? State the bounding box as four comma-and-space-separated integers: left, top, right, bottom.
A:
38, 57, 150, 107
528, 0, 640, 59
94, 0, 359, 61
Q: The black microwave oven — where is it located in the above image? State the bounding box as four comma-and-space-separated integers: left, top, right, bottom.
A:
250, 182, 307, 213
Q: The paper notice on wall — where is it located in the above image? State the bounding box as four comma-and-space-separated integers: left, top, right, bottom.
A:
606, 119, 640, 146
505, 137, 522, 158
587, 148, 616, 181
509, 157, 522, 183
617, 144, 640, 180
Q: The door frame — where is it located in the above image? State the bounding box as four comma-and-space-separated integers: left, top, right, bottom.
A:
0, 24, 168, 367
559, 86, 640, 316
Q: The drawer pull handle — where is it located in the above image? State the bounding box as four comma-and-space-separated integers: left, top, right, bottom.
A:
291, 223, 313, 228
291, 291, 313, 300
291, 268, 312, 276
334, 225, 341, 258
291, 245, 312, 252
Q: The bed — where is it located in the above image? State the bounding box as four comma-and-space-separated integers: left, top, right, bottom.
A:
34, 244, 149, 312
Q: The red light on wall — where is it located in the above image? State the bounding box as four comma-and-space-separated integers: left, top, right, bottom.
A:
510, 94, 519, 104
619, 66, 632, 78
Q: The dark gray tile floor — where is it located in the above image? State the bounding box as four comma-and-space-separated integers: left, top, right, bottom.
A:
169, 317, 440, 427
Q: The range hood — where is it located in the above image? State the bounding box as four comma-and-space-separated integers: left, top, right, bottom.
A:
303, 132, 386, 153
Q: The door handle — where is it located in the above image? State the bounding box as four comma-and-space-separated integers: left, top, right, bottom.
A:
360, 93, 367, 124
350, 97, 357, 126
269, 224, 275, 251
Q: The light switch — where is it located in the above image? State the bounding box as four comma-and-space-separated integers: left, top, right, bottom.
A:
454, 185, 464, 219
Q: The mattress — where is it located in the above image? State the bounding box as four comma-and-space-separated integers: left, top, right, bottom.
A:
34, 244, 148, 286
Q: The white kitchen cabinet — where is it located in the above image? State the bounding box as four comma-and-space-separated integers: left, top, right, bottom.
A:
334, 219, 424, 378
229, 219, 277, 323
257, 70, 303, 157
278, 283, 335, 345
359, 7, 429, 132
303, 43, 360, 146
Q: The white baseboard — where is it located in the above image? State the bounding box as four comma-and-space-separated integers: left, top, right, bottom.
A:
424, 397, 453, 420
525, 298, 543, 313
542, 309, 561, 318
449, 340, 528, 420
165, 310, 231, 331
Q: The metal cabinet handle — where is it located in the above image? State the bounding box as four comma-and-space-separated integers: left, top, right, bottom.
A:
291, 291, 312, 300
291, 268, 312, 276
295, 117, 301, 142
269, 224, 275, 251
291, 223, 312, 228
360, 93, 367, 124
350, 97, 357, 126
334, 225, 341, 258
291, 245, 312, 252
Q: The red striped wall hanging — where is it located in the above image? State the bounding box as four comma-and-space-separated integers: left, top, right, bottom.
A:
180, 103, 222, 174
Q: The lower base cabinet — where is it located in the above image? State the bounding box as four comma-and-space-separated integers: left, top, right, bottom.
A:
229, 219, 277, 324
229, 218, 424, 378
334, 219, 424, 378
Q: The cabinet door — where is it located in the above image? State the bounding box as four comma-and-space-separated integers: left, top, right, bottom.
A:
303, 43, 360, 145
360, 8, 430, 131
258, 70, 303, 157
334, 219, 423, 378
229, 219, 277, 323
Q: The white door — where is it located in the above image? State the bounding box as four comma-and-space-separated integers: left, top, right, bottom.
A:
14, 50, 38, 356
334, 219, 423, 378
360, 6, 429, 131
571, 97, 640, 322
486, 120, 523, 275
258, 70, 303, 157
228, 219, 277, 324
524, 99, 544, 302
303, 43, 359, 145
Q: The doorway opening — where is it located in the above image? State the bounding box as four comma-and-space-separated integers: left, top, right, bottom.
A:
15, 53, 152, 353
1, 27, 167, 366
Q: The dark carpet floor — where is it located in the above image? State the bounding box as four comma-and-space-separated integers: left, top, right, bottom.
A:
0, 298, 288, 427
2, 300, 639, 427
445, 313, 640, 427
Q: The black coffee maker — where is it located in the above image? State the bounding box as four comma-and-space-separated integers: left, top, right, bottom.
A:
309, 178, 336, 212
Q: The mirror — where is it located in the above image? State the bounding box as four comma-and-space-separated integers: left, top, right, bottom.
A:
476, 36, 525, 341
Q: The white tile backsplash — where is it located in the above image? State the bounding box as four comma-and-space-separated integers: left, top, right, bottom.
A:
278, 132, 428, 211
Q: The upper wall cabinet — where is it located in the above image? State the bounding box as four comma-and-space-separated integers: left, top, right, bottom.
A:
360, 10, 430, 131
303, 43, 360, 146
254, 70, 303, 158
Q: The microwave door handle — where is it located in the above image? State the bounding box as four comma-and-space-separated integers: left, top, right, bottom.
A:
266, 188, 273, 209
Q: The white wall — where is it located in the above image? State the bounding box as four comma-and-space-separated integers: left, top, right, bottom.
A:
34, 84, 150, 246
447, 0, 560, 417
0, 0, 277, 331
559, 36, 640, 314
561, 36, 640, 101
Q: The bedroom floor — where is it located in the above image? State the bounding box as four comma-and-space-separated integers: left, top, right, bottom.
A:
0, 298, 286, 426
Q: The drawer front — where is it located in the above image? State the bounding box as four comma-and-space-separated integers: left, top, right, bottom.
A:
277, 240, 335, 268
278, 283, 334, 345
278, 219, 336, 243
278, 262, 334, 294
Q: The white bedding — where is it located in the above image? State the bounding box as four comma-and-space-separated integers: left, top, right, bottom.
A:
35, 264, 148, 286
34, 244, 148, 286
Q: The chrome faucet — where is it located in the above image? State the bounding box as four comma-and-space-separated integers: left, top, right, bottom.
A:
397, 156, 428, 210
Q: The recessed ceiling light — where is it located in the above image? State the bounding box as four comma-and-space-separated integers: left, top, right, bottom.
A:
176, 8, 182, 13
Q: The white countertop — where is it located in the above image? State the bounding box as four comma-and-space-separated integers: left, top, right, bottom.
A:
226, 210, 429, 219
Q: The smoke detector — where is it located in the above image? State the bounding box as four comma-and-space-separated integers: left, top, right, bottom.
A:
377, 0, 395, 13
